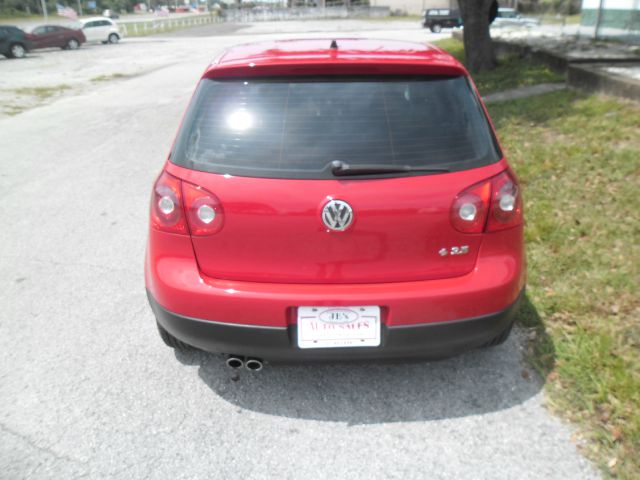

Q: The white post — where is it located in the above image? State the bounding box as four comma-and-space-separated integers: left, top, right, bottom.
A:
594, 0, 604, 40
40, 0, 48, 21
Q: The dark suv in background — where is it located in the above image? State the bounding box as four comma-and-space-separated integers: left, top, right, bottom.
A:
422, 8, 463, 33
0, 25, 33, 58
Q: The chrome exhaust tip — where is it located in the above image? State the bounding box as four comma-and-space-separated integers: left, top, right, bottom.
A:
226, 355, 244, 369
245, 358, 263, 372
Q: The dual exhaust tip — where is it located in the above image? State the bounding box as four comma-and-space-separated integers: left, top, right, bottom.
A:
226, 355, 263, 372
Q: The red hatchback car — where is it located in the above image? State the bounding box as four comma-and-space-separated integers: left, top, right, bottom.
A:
145, 39, 525, 369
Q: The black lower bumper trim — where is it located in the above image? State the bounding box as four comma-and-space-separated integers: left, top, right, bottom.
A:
147, 290, 524, 362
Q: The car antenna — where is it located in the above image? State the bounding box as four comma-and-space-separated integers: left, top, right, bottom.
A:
330, 39, 338, 50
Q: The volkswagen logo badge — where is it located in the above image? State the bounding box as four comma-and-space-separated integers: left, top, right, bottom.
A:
322, 200, 354, 231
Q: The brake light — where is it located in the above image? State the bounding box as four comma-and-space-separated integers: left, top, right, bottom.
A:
487, 171, 523, 232
182, 181, 224, 236
451, 170, 522, 233
450, 179, 491, 233
150, 171, 224, 236
150, 171, 188, 234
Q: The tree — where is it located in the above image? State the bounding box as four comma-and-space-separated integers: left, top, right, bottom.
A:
458, 0, 497, 73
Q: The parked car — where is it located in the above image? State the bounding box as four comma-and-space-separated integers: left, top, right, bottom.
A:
29, 25, 86, 51
0, 25, 33, 58
80, 17, 121, 44
146, 38, 525, 369
493, 8, 540, 28
102, 9, 120, 19
422, 8, 462, 33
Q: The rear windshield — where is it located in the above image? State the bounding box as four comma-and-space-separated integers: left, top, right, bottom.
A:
171, 76, 501, 179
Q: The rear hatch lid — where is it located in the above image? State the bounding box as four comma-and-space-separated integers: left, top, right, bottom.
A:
169, 75, 503, 284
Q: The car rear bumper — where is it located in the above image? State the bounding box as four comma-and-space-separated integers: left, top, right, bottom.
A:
145, 225, 525, 360
145, 226, 525, 327
148, 289, 523, 361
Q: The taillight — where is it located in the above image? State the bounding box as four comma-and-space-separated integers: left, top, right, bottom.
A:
151, 171, 188, 235
150, 171, 223, 236
182, 181, 224, 236
487, 171, 523, 232
451, 170, 522, 234
450, 179, 491, 233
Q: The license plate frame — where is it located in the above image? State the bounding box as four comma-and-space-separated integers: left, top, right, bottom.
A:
297, 306, 381, 349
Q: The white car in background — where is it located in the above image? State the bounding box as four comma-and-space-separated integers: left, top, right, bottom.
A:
80, 17, 121, 44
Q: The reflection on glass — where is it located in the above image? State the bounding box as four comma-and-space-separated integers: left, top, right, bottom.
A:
226, 109, 253, 132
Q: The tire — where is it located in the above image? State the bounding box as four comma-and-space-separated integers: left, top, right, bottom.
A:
157, 322, 191, 350
430, 23, 442, 33
482, 321, 514, 348
108, 33, 119, 44
9, 43, 26, 59
66, 38, 80, 50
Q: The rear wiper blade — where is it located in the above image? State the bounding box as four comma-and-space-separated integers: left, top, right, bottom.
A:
330, 160, 450, 177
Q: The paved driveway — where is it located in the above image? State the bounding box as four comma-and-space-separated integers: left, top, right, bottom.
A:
0, 21, 598, 480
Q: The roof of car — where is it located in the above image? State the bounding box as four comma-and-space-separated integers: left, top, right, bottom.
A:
36, 24, 73, 29
82, 16, 113, 22
204, 38, 466, 79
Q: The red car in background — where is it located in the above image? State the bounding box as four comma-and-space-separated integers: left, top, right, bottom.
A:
29, 25, 85, 50
145, 38, 526, 370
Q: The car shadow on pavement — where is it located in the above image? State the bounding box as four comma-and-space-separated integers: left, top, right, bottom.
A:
175, 295, 554, 425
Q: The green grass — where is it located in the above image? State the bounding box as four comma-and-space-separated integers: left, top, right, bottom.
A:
535, 13, 582, 25
488, 91, 640, 479
2, 85, 72, 116
91, 73, 130, 82
0, 12, 41, 21
12, 85, 71, 100
2, 104, 28, 116
434, 38, 564, 95
563, 14, 582, 24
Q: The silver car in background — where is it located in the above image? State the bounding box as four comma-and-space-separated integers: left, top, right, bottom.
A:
493, 8, 540, 28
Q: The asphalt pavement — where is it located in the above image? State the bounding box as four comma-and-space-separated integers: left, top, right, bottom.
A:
0, 21, 599, 480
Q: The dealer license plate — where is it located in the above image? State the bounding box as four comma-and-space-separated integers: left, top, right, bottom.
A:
297, 306, 381, 349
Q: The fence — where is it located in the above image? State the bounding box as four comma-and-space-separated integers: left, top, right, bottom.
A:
118, 6, 391, 36
217, 6, 390, 23
118, 14, 217, 36
580, 6, 640, 44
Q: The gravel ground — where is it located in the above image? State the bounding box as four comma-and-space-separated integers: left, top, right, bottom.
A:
0, 20, 436, 119
0, 20, 599, 480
